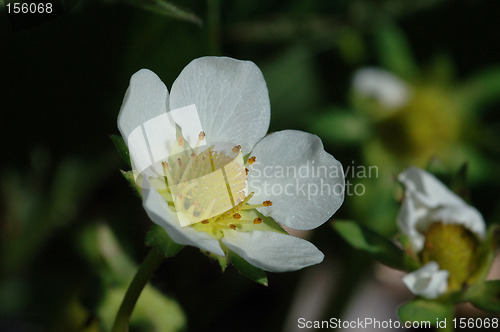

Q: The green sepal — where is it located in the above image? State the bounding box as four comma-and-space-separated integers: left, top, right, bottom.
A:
120, 170, 142, 196
122, 0, 202, 26
333, 220, 418, 271
110, 135, 131, 167
450, 162, 469, 200
468, 224, 500, 284
375, 21, 418, 80
145, 224, 184, 258
221, 243, 268, 286
398, 299, 453, 325
202, 251, 228, 272
463, 280, 500, 312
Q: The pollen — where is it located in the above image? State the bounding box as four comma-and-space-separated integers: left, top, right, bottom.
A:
253, 217, 263, 224
158, 131, 273, 238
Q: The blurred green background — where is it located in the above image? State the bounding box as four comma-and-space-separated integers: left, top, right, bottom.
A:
1, 0, 500, 331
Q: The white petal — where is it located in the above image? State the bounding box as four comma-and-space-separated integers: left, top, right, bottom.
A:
221, 230, 324, 272
118, 69, 172, 173
118, 69, 169, 144
397, 167, 486, 252
247, 130, 345, 230
352, 67, 411, 110
397, 192, 426, 252
169, 57, 270, 154
427, 205, 485, 239
398, 167, 464, 208
142, 181, 224, 256
402, 262, 449, 299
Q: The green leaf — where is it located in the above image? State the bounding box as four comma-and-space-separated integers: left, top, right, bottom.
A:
398, 299, 452, 325
463, 280, 500, 312
110, 135, 131, 167
145, 224, 184, 258
225, 246, 268, 286
333, 220, 417, 270
375, 21, 418, 80
122, 0, 202, 26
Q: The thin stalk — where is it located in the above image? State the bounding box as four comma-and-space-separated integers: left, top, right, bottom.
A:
111, 247, 165, 332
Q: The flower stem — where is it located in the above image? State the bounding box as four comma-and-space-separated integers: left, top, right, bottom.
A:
111, 247, 165, 332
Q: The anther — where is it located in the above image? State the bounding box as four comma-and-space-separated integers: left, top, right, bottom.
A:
162, 161, 170, 170
177, 136, 184, 146
253, 217, 263, 224
248, 156, 256, 164
232, 145, 241, 153
177, 158, 183, 167
229, 224, 237, 230
263, 200, 273, 207
201, 220, 209, 224
233, 213, 242, 219
198, 131, 206, 140
245, 168, 249, 175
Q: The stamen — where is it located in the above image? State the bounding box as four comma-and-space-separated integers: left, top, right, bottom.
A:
253, 217, 263, 224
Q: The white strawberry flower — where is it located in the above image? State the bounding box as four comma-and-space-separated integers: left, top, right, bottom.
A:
118, 57, 345, 272
397, 167, 486, 298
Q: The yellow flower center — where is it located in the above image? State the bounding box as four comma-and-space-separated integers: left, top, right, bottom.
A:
377, 86, 461, 165
155, 131, 273, 239
420, 222, 479, 292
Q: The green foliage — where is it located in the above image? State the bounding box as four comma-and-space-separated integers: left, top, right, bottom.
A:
145, 224, 184, 258
398, 299, 452, 325
463, 280, 500, 312
375, 21, 418, 80
333, 220, 418, 270
121, 0, 202, 26
308, 108, 370, 145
